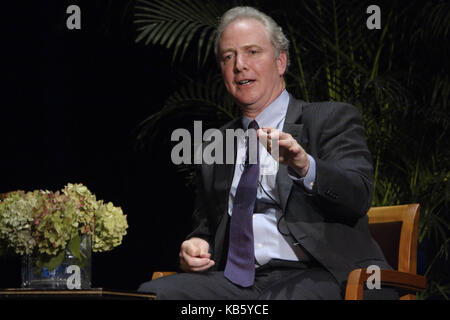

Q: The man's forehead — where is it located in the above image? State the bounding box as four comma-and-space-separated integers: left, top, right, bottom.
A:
219, 18, 270, 51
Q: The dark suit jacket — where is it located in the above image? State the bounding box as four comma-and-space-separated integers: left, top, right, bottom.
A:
187, 94, 391, 288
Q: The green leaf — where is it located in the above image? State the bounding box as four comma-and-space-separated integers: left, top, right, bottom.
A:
67, 234, 81, 260
134, 0, 220, 65
39, 251, 66, 272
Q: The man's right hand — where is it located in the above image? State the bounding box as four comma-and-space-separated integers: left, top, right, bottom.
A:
179, 237, 215, 272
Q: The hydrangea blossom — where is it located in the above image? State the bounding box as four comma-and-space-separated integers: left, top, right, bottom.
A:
0, 191, 36, 255
0, 184, 128, 257
93, 202, 128, 252
62, 183, 98, 235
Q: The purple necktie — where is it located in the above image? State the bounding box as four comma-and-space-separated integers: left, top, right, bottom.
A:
224, 120, 259, 287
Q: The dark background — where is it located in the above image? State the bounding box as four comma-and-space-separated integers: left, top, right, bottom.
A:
1, 1, 193, 290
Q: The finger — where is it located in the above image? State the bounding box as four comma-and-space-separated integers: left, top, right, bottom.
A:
278, 139, 298, 153
261, 127, 273, 133
289, 144, 302, 154
277, 131, 292, 140
199, 252, 211, 259
181, 241, 200, 257
279, 138, 303, 154
191, 237, 211, 254
197, 243, 211, 257
267, 129, 280, 141
278, 139, 295, 147
190, 260, 215, 272
257, 129, 267, 140
181, 248, 212, 266
182, 252, 212, 269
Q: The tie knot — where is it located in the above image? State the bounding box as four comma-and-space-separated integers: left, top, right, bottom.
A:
248, 120, 259, 130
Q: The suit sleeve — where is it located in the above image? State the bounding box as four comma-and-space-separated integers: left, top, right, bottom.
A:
305, 103, 374, 220
186, 164, 212, 245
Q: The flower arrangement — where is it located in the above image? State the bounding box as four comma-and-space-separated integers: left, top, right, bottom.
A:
0, 183, 128, 270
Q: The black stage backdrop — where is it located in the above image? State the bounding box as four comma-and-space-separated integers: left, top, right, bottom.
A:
1, 1, 193, 290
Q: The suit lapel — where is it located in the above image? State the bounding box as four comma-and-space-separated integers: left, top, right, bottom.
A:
277, 95, 305, 212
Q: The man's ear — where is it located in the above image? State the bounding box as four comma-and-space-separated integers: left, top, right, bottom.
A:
276, 50, 287, 76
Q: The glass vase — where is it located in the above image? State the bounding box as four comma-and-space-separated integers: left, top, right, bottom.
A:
21, 235, 92, 290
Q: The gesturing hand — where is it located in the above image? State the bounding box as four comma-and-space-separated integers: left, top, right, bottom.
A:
257, 127, 310, 177
179, 237, 215, 272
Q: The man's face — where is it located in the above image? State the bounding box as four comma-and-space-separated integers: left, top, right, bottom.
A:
218, 18, 287, 116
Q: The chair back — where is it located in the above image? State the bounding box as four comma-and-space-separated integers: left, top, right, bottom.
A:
367, 204, 420, 274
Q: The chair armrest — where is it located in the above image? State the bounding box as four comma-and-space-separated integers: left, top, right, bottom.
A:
152, 271, 177, 280
345, 268, 427, 300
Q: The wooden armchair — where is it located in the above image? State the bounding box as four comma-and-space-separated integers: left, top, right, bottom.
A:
152, 204, 427, 300
344, 203, 426, 300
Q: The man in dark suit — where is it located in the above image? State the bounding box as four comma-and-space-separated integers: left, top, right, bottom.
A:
138, 6, 394, 299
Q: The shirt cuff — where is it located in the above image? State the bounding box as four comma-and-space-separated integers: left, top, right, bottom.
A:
287, 155, 316, 191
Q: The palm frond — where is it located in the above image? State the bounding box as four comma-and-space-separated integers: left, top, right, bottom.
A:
134, 0, 223, 65
412, 0, 450, 43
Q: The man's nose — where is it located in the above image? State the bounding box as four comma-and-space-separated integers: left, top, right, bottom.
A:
234, 54, 248, 73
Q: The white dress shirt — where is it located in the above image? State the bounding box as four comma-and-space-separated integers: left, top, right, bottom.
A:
227, 90, 316, 266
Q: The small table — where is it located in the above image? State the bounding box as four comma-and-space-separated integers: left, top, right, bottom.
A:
0, 288, 156, 300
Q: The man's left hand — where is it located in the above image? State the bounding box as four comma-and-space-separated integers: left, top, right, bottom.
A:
257, 127, 310, 177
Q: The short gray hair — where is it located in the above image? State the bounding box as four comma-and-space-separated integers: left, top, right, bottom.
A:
214, 6, 290, 68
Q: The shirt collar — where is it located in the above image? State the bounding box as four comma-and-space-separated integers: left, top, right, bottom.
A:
241, 89, 289, 129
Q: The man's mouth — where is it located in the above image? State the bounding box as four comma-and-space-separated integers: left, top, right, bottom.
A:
237, 79, 255, 86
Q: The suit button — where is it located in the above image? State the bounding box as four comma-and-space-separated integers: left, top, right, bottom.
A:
326, 190, 337, 199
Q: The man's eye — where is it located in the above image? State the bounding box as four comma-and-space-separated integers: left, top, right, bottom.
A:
223, 54, 233, 61
249, 49, 258, 55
